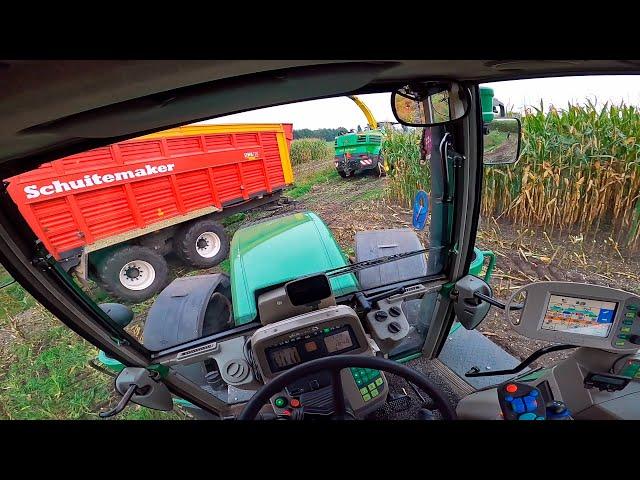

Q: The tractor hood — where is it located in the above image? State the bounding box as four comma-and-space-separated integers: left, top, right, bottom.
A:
230, 211, 359, 325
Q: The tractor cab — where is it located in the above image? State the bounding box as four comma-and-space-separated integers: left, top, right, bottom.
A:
3, 61, 640, 422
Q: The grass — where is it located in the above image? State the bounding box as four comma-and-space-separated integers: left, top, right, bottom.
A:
290, 138, 335, 165
285, 167, 340, 199
0, 266, 187, 420
0, 309, 187, 420
355, 187, 385, 202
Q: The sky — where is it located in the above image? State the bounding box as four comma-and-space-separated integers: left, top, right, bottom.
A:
197, 75, 640, 131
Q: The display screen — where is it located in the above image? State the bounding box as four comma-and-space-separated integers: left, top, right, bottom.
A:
542, 295, 617, 337
323, 330, 353, 353
270, 346, 301, 369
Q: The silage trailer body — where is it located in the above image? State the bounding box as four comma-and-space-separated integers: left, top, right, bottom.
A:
5, 123, 294, 301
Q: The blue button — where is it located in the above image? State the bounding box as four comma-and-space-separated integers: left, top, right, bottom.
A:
529, 390, 539, 397
505, 395, 514, 402
535, 416, 545, 420
524, 396, 538, 412
511, 398, 525, 414
518, 412, 537, 420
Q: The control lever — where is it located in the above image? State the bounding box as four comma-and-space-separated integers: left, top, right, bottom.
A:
466, 344, 575, 378
497, 381, 546, 420
99, 384, 137, 418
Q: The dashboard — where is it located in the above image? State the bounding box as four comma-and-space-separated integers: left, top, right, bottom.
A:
250, 305, 389, 417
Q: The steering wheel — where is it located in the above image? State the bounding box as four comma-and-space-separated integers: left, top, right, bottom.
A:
238, 355, 457, 420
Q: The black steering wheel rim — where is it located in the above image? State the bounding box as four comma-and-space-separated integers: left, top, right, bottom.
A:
238, 355, 457, 420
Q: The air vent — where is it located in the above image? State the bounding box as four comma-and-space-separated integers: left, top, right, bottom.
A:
176, 342, 218, 361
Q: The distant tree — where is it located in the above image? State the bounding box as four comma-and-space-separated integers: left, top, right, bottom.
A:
293, 127, 349, 141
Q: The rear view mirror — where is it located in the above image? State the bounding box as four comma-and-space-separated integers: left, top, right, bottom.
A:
391, 81, 470, 127
483, 117, 522, 165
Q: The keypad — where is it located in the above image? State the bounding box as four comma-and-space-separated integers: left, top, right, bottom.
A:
350, 367, 383, 402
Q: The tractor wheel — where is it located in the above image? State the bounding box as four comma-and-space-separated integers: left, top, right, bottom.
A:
338, 170, 348, 178
95, 246, 169, 303
174, 218, 230, 268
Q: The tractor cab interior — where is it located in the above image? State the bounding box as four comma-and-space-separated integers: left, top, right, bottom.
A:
1, 61, 640, 421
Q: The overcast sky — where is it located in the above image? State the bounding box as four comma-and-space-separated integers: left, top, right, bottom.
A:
198, 75, 640, 131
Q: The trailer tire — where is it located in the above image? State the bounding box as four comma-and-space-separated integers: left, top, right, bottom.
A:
96, 246, 169, 303
174, 219, 229, 268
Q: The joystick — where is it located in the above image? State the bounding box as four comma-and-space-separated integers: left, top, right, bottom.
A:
497, 381, 547, 420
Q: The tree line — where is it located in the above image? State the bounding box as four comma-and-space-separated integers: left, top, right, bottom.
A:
293, 127, 349, 141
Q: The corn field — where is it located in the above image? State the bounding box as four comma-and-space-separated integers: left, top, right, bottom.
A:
382, 129, 427, 204
290, 138, 334, 165
380, 101, 640, 250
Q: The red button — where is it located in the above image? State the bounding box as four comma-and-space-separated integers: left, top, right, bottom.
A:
505, 384, 518, 393
282, 409, 291, 416
290, 399, 301, 408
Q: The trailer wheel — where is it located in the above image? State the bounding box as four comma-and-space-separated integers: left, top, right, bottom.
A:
96, 246, 169, 303
175, 219, 230, 268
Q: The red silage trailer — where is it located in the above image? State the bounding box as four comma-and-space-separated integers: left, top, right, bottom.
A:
5, 123, 294, 301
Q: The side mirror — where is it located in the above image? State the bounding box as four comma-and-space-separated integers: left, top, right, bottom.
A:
391, 81, 471, 127
452, 275, 493, 330
483, 117, 522, 165
99, 302, 134, 328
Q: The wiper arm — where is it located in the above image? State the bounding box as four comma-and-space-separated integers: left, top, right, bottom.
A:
325, 247, 430, 279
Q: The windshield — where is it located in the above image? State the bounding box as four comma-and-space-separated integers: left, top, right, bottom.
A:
0, 92, 451, 416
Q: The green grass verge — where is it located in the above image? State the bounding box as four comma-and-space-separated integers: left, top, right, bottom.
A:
285, 167, 339, 199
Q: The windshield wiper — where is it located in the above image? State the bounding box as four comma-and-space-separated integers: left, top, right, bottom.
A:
325, 247, 430, 279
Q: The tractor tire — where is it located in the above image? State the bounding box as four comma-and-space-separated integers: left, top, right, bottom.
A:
95, 246, 169, 303
338, 170, 348, 179
174, 218, 230, 268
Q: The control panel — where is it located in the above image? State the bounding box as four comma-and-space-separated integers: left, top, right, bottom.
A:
365, 297, 410, 352
250, 305, 389, 417
497, 381, 547, 421
505, 282, 640, 352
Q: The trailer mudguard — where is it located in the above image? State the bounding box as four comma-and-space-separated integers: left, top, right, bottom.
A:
143, 274, 231, 351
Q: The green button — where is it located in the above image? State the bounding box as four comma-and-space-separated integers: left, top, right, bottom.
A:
363, 393, 371, 402
375, 377, 384, 387
367, 383, 376, 392
625, 312, 636, 318
621, 327, 632, 333
618, 334, 629, 339
356, 379, 364, 387
274, 397, 287, 408
623, 320, 634, 325
371, 388, 379, 398
323, 328, 331, 333
615, 340, 626, 346
627, 305, 638, 311
360, 387, 369, 396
